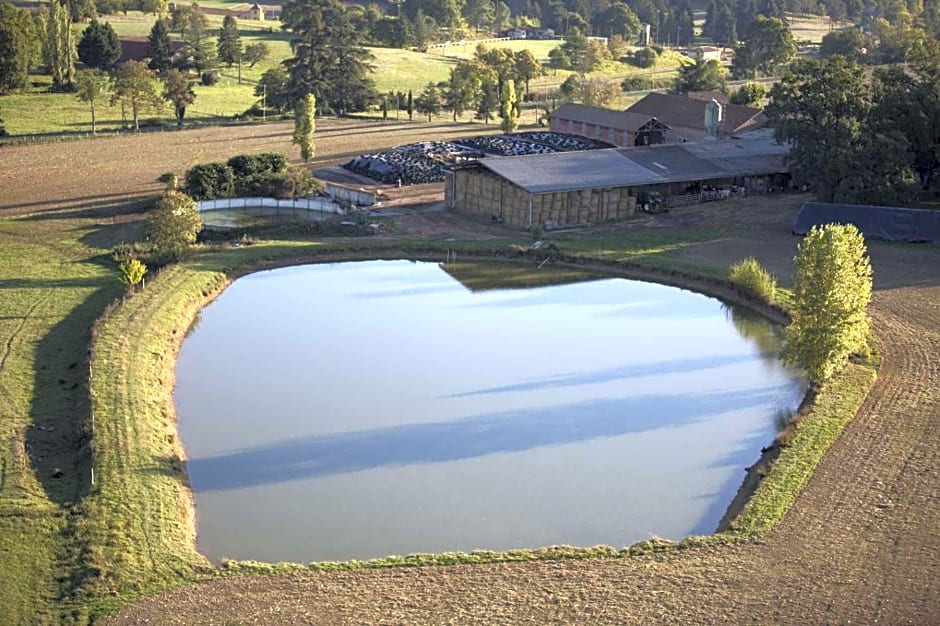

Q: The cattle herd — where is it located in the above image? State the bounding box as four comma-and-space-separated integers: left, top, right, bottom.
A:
343, 132, 610, 185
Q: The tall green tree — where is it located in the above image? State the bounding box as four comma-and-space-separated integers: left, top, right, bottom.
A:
256, 66, 289, 113
819, 27, 866, 61
674, 59, 726, 93
500, 79, 518, 133
113, 59, 162, 131
783, 224, 872, 385
870, 43, 940, 191
415, 82, 442, 122
0, 3, 38, 94
77, 19, 122, 70
174, 2, 214, 72
147, 18, 173, 72
595, 3, 641, 40
406, 88, 413, 120
43, 0, 76, 90
163, 67, 195, 127
733, 16, 795, 78
730, 81, 766, 106
243, 41, 268, 67
767, 57, 917, 204
445, 59, 488, 121
74, 68, 112, 133
513, 49, 541, 95
292, 92, 315, 162
217, 14, 241, 67
282, 0, 375, 115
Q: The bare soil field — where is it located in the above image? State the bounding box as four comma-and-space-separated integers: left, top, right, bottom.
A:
3, 123, 938, 624
0, 119, 497, 217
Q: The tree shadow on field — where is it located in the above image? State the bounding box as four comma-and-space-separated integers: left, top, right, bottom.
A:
1, 191, 154, 217
16, 196, 154, 221
25, 281, 121, 505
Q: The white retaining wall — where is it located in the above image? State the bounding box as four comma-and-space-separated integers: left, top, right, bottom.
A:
324, 182, 376, 207
196, 197, 345, 214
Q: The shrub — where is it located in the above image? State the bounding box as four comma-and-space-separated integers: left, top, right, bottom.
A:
226, 152, 289, 177
118, 258, 147, 288
185, 163, 235, 200
621, 76, 652, 92
200, 71, 219, 86
632, 47, 659, 69
729, 257, 777, 303
234, 172, 283, 197
279, 168, 319, 198
147, 190, 202, 260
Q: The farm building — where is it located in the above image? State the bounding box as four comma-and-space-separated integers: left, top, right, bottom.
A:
444, 135, 790, 227
688, 45, 723, 61
549, 103, 672, 148
118, 36, 186, 64
626, 93, 767, 141
168, 2, 282, 20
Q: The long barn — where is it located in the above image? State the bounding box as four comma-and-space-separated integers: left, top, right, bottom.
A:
444, 135, 790, 227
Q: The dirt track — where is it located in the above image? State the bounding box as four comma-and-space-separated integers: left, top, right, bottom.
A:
4, 123, 938, 624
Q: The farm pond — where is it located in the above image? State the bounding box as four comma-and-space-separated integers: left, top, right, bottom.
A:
174, 260, 805, 564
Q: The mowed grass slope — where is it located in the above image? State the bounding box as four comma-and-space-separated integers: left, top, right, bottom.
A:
0, 213, 126, 624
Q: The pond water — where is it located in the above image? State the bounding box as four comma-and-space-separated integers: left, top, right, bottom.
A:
174, 260, 805, 564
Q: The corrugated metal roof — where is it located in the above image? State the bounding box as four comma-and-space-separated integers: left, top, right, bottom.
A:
475, 136, 788, 194
479, 150, 667, 193
550, 103, 660, 132
618, 145, 724, 180
626, 93, 766, 134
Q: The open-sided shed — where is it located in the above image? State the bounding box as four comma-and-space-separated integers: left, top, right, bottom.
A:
794, 202, 940, 243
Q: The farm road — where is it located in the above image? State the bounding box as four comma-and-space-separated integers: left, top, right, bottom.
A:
106, 201, 940, 624
3, 123, 937, 624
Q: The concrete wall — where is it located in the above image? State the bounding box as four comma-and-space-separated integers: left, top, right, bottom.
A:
196, 197, 344, 214
449, 168, 637, 227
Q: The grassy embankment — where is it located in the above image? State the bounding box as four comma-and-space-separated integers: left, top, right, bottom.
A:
0, 204, 876, 623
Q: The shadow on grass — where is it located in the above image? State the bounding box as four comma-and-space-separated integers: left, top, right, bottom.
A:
25, 283, 121, 505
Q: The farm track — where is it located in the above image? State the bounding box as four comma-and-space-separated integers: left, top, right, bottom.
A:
1, 122, 938, 624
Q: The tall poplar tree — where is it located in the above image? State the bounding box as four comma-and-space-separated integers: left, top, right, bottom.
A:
783, 224, 872, 385
500, 79, 517, 133
44, 0, 76, 89
292, 92, 315, 162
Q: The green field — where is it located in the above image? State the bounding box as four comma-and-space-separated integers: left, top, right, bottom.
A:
0, 9, 695, 135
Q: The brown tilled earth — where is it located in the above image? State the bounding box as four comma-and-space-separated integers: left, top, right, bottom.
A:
3, 123, 938, 625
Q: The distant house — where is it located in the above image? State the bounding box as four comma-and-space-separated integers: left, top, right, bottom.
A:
688, 45, 722, 61
168, 1, 281, 21
550, 103, 671, 148
625, 92, 766, 141
117, 36, 186, 64
524, 27, 556, 40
